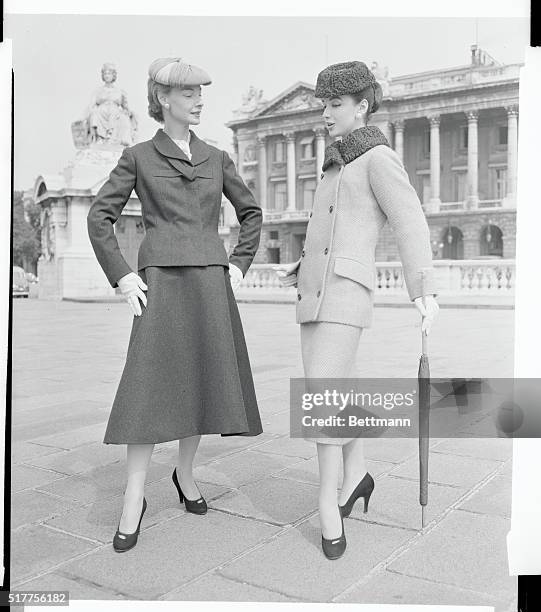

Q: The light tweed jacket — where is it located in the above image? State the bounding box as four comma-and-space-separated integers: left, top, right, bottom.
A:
295, 140, 436, 328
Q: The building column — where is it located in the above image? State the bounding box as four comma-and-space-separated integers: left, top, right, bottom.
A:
315, 127, 326, 182
428, 114, 441, 213
256, 135, 267, 210
503, 105, 518, 208
393, 119, 405, 162
232, 134, 239, 168
466, 110, 479, 208
285, 131, 296, 211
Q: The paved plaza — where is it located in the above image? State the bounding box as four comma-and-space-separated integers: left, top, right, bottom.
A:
11, 298, 516, 609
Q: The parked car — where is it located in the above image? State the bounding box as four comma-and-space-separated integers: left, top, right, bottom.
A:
12, 266, 29, 298
25, 271, 38, 284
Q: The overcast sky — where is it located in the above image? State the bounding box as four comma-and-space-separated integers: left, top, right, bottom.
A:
5, 14, 529, 190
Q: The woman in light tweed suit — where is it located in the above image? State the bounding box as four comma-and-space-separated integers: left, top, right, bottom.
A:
277, 61, 439, 559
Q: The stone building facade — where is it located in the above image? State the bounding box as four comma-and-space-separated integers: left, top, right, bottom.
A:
226, 45, 519, 265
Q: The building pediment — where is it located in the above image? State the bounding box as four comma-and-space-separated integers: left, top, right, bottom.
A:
254, 82, 320, 118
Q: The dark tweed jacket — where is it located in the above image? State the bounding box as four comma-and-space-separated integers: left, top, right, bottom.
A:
87, 128, 262, 288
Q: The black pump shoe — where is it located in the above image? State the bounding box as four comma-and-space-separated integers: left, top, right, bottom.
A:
321, 505, 347, 560
172, 468, 207, 514
339, 472, 375, 518
113, 496, 147, 553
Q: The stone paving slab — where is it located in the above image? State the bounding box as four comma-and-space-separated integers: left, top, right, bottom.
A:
13, 570, 127, 600
11, 524, 99, 585
11, 489, 82, 530
336, 568, 515, 611
347, 474, 467, 530
388, 510, 515, 602
57, 511, 280, 600
430, 437, 513, 462
457, 474, 512, 519
161, 572, 301, 601
11, 463, 67, 492
389, 451, 503, 488
209, 476, 318, 525
27, 442, 126, 476
152, 432, 279, 467
12, 441, 66, 464
220, 514, 414, 601
253, 435, 317, 459
192, 449, 305, 488
362, 437, 421, 464
12, 401, 110, 442
35, 461, 174, 505
259, 410, 291, 435
276, 456, 395, 487
44, 477, 230, 544
29, 423, 108, 451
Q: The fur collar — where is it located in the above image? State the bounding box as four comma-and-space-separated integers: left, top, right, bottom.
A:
322, 125, 390, 172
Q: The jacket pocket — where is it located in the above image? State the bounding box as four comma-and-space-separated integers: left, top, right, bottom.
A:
334, 256, 375, 291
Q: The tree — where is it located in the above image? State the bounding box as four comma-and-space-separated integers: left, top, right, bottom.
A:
12, 190, 41, 273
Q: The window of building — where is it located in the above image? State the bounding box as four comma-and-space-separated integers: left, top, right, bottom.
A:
267, 247, 280, 264
417, 174, 430, 206
219, 205, 225, 227
302, 179, 317, 210
424, 130, 431, 157
269, 230, 279, 239
498, 126, 508, 145
299, 136, 315, 159
453, 171, 467, 202
491, 167, 507, 200
480, 225, 503, 257
273, 140, 285, 163
273, 182, 287, 210
459, 127, 468, 150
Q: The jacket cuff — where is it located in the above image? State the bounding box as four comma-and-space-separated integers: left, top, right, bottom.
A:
228, 256, 247, 277
108, 261, 134, 289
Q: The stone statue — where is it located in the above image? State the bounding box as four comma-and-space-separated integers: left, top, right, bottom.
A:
40, 208, 55, 261
73, 63, 137, 148
243, 145, 256, 162
370, 61, 391, 96
233, 85, 265, 117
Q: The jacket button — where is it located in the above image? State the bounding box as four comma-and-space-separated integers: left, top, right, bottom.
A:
317, 290, 321, 297
297, 293, 302, 300
320, 173, 325, 180
309, 212, 313, 218
329, 205, 334, 213
301, 250, 305, 257
324, 247, 328, 255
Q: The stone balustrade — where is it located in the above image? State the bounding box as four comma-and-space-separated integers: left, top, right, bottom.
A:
239, 259, 515, 295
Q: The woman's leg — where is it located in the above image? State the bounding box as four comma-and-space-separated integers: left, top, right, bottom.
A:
301, 322, 362, 538
176, 434, 202, 499
339, 438, 367, 505
118, 443, 154, 532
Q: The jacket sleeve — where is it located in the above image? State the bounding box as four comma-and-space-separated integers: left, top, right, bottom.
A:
87, 146, 136, 288
222, 150, 263, 276
368, 146, 437, 301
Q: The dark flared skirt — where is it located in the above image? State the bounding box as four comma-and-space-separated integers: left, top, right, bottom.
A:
103, 265, 263, 444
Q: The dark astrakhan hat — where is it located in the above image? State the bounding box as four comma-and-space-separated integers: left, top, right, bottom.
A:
315, 61, 376, 98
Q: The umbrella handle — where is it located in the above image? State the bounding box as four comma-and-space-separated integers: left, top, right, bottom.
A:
420, 269, 428, 355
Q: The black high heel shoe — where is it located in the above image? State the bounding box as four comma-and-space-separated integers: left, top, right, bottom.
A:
321, 505, 347, 560
113, 496, 147, 553
339, 472, 375, 518
172, 468, 207, 514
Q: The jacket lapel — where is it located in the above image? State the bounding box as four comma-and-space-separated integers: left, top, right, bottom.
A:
152, 129, 196, 180
188, 130, 210, 166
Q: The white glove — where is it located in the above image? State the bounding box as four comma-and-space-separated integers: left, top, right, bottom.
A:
274, 259, 301, 287
229, 263, 243, 291
413, 294, 439, 335
117, 272, 148, 316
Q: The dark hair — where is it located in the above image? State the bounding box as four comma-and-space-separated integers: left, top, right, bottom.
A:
350, 81, 383, 122
147, 79, 171, 123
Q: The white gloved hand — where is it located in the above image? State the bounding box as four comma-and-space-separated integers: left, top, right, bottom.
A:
413, 294, 439, 335
117, 272, 148, 316
274, 259, 302, 288
229, 263, 243, 291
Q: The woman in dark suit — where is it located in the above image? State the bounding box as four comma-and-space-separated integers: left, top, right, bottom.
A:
87, 57, 263, 552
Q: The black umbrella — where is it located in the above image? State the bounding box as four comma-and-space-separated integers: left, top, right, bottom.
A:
418, 269, 431, 528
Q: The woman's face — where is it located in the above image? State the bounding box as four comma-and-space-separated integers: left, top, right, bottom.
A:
102, 68, 116, 84
163, 85, 203, 126
321, 94, 368, 138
